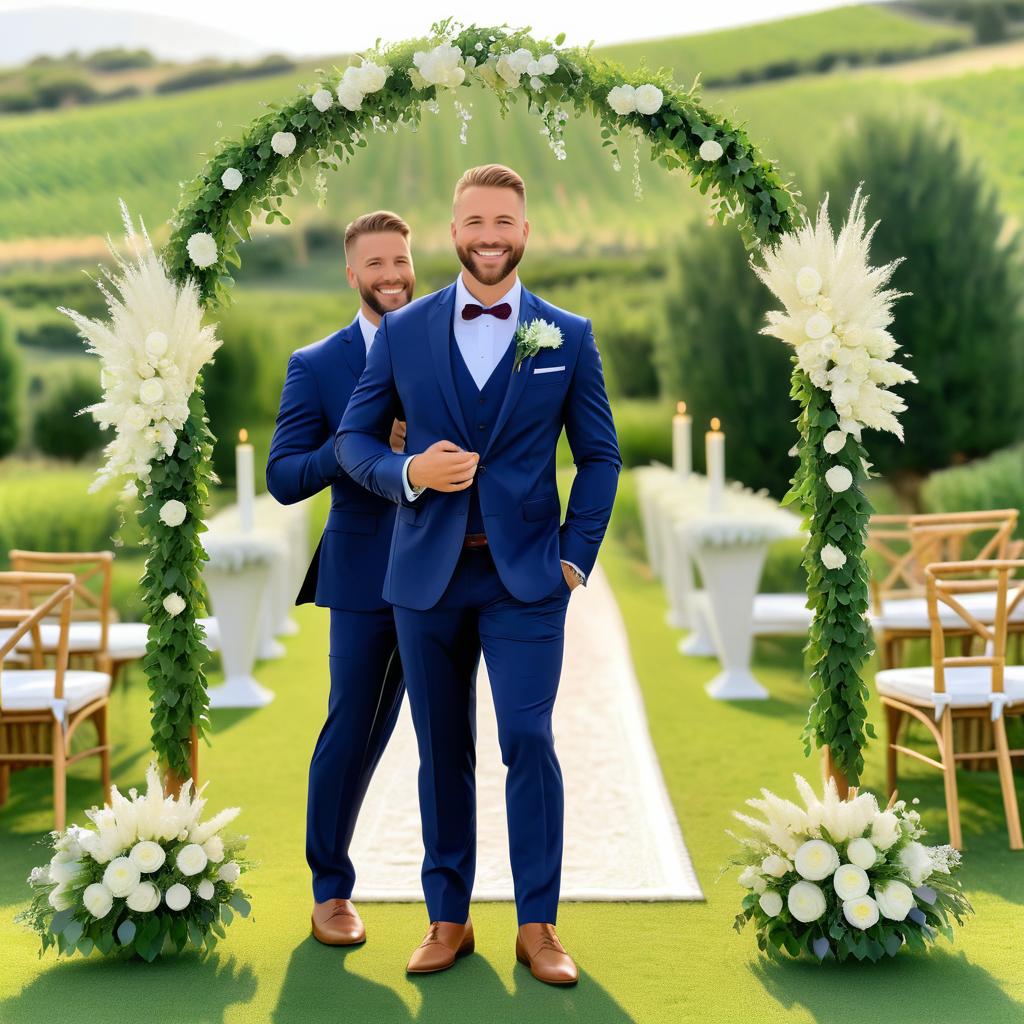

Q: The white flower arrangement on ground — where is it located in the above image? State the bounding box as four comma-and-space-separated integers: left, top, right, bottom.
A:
58, 202, 222, 496
730, 775, 971, 962
16, 762, 250, 961
752, 186, 916, 442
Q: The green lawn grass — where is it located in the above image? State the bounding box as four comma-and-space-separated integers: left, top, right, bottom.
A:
1, 472, 1022, 1022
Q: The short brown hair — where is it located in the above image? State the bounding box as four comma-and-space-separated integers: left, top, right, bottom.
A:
344, 210, 411, 259
452, 164, 526, 209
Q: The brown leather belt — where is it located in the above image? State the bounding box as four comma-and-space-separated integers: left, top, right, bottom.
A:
463, 533, 489, 549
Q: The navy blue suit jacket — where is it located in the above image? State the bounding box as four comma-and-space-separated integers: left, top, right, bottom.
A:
266, 316, 397, 611
335, 281, 621, 611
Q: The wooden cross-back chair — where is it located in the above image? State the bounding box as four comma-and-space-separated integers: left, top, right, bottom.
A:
867, 510, 1022, 668
0, 572, 112, 830
875, 559, 1024, 851
6, 550, 149, 686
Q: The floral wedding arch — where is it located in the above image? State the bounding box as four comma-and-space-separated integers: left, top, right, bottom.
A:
65, 19, 914, 847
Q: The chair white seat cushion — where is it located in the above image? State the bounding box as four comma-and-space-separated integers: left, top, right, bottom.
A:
1, 669, 111, 713
876, 665, 1024, 720
2, 622, 149, 658
872, 592, 1024, 632
753, 593, 813, 636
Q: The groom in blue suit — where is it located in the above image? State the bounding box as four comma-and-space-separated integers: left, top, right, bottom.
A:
336, 164, 621, 985
266, 211, 418, 948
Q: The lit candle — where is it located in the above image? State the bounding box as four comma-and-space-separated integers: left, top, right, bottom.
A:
706, 418, 725, 514
236, 428, 255, 532
672, 401, 692, 480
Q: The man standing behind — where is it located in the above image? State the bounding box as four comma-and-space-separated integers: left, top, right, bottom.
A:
266, 211, 414, 947
336, 165, 621, 985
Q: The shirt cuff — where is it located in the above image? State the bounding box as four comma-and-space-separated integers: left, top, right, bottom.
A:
561, 560, 587, 585
402, 455, 426, 502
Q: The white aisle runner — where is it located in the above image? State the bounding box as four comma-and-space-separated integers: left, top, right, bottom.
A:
349, 563, 703, 902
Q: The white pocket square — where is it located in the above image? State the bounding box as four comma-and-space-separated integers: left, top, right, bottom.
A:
533, 365, 565, 374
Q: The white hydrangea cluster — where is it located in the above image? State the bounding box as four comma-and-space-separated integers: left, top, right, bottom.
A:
733, 774, 959, 952
33, 761, 243, 922
752, 186, 916, 441
606, 82, 664, 116
336, 60, 389, 111
59, 204, 222, 495
410, 43, 466, 90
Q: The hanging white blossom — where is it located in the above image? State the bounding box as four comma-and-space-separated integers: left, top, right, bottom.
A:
752, 186, 916, 440
58, 202, 222, 494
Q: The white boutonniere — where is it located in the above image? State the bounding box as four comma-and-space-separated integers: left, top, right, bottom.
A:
513, 318, 563, 372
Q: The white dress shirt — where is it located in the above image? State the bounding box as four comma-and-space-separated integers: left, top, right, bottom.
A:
357, 308, 379, 353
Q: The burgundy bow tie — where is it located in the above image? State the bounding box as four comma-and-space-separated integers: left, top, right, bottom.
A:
462, 302, 512, 321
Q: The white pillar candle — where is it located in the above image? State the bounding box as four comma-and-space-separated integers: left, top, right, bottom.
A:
706, 418, 725, 514
236, 428, 255, 533
672, 401, 692, 480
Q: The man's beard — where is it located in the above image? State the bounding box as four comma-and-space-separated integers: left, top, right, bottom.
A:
455, 240, 525, 287
358, 279, 414, 318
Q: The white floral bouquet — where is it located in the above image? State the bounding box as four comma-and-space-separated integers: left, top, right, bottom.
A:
730, 775, 971, 962
16, 763, 250, 961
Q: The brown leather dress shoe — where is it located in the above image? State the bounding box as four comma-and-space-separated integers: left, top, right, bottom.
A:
516, 923, 579, 985
311, 898, 366, 945
406, 918, 475, 973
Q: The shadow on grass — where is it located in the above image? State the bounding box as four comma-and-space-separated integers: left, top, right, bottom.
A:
271, 936, 637, 1024
0, 952, 256, 1024
750, 948, 1024, 1024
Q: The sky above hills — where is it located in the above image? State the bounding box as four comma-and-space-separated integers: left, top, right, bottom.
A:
0, 0, 860, 64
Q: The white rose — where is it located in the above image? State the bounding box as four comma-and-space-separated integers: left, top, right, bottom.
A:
698, 139, 724, 161
526, 59, 542, 76
197, 878, 216, 900
634, 83, 664, 115
823, 430, 847, 455
820, 544, 847, 571
176, 843, 208, 877
832, 863, 870, 900
217, 861, 241, 883
163, 592, 186, 617
898, 841, 933, 886
220, 167, 243, 191
805, 312, 833, 339
875, 880, 915, 921
311, 88, 333, 112
336, 80, 364, 111
794, 839, 840, 881
842, 895, 880, 930
846, 837, 877, 870
761, 854, 792, 878
354, 61, 387, 93
83, 882, 114, 918
144, 330, 169, 359
607, 84, 637, 116
138, 377, 164, 405
796, 266, 822, 296
788, 880, 827, 923
271, 131, 296, 157
508, 47, 533, 74
48, 857, 82, 885
201, 835, 225, 863
165, 882, 191, 911
825, 465, 853, 493
870, 810, 902, 850
495, 55, 522, 87
759, 890, 784, 917
126, 404, 149, 429
186, 231, 218, 269
126, 880, 161, 912
48, 884, 73, 911
538, 53, 558, 75
103, 856, 141, 898
129, 840, 166, 873
158, 499, 187, 528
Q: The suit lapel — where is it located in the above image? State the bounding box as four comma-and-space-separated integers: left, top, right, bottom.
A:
428, 283, 473, 448
480, 284, 540, 460
338, 315, 367, 380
